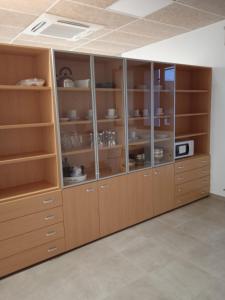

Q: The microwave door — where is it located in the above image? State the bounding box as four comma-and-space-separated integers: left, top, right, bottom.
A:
176, 143, 189, 157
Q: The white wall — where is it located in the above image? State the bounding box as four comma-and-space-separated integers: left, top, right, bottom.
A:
123, 20, 225, 196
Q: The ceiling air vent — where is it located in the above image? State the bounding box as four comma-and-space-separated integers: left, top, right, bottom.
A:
23, 14, 103, 40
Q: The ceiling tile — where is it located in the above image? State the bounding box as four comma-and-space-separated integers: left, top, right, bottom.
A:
85, 28, 112, 39
146, 3, 223, 30
13, 38, 75, 51
98, 31, 157, 46
70, 0, 116, 8
73, 47, 119, 55
119, 19, 187, 39
0, 0, 57, 15
16, 33, 89, 48
0, 25, 23, 40
0, 9, 36, 28
49, 0, 135, 29
79, 39, 134, 53
177, 0, 225, 17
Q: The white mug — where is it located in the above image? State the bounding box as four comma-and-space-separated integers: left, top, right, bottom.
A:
88, 109, 93, 119
143, 109, 149, 117
68, 110, 77, 120
134, 109, 140, 117
107, 108, 116, 117
156, 107, 164, 115
130, 130, 137, 140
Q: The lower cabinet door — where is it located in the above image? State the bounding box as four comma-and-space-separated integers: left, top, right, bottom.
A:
127, 170, 153, 225
152, 164, 175, 216
98, 175, 129, 237
63, 183, 100, 250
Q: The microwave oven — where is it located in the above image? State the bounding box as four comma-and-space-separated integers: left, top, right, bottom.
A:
175, 140, 194, 159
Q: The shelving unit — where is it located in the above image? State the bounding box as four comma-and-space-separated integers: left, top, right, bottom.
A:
0, 45, 59, 201
175, 64, 211, 155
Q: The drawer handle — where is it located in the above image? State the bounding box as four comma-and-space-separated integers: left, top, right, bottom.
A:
43, 199, 54, 204
86, 188, 95, 193
46, 230, 56, 237
177, 177, 183, 180
100, 185, 109, 189
48, 247, 57, 253
201, 160, 207, 163
45, 215, 55, 221
154, 171, 159, 175
144, 174, 150, 177
178, 166, 184, 169
200, 191, 206, 194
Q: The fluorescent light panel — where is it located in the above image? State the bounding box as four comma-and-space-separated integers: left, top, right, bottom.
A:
107, 0, 173, 17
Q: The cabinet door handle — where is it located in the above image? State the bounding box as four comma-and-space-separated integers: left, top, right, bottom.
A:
44, 215, 55, 221
201, 160, 207, 163
100, 185, 109, 189
46, 230, 56, 237
178, 166, 184, 169
154, 171, 159, 175
48, 247, 57, 253
43, 199, 54, 204
200, 191, 206, 194
86, 188, 95, 193
144, 174, 150, 177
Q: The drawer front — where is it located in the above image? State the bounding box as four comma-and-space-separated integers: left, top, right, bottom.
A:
0, 223, 64, 260
0, 191, 62, 223
0, 238, 65, 278
0, 207, 63, 241
175, 166, 210, 184
175, 155, 210, 174
175, 186, 210, 207
175, 176, 210, 196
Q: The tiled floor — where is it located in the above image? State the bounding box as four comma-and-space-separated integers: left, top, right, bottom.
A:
1, 195, 225, 300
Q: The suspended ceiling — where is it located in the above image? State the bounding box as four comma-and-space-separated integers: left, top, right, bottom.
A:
0, 0, 224, 55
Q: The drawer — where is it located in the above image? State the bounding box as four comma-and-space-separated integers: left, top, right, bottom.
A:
0, 223, 64, 260
0, 191, 62, 223
175, 186, 210, 207
0, 207, 63, 241
175, 176, 210, 196
175, 166, 210, 184
175, 155, 210, 174
0, 238, 65, 278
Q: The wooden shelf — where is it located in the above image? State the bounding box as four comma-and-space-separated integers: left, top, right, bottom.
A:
0, 122, 54, 130
128, 89, 150, 92
176, 132, 208, 139
129, 140, 149, 146
96, 88, 122, 92
129, 117, 149, 121
98, 118, 122, 123
154, 89, 171, 93
62, 145, 123, 156
60, 120, 91, 126
0, 152, 56, 166
154, 115, 171, 119
0, 181, 57, 202
176, 90, 208, 93
155, 137, 172, 143
57, 87, 90, 92
0, 85, 51, 91
176, 113, 209, 117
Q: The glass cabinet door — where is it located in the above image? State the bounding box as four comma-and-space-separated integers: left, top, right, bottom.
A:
94, 56, 126, 178
54, 52, 96, 186
153, 63, 175, 166
127, 59, 152, 171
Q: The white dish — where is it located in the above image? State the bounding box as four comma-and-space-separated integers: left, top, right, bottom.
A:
74, 79, 90, 88
16, 78, 45, 86
64, 174, 87, 183
105, 115, 118, 119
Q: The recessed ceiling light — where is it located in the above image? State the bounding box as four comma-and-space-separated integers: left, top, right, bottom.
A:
107, 0, 173, 17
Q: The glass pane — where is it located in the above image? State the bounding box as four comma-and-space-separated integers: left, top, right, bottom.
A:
54, 52, 96, 186
127, 60, 152, 171
153, 63, 175, 166
94, 56, 126, 178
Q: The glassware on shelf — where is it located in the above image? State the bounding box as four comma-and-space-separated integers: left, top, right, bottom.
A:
97, 130, 118, 148
61, 131, 83, 151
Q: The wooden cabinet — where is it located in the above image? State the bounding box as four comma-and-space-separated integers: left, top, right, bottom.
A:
127, 169, 153, 224
63, 182, 100, 250
152, 164, 175, 216
175, 155, 210, 207
98, 175, 129, 236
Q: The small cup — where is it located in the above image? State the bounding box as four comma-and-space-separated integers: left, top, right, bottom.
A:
107, 108, 116, 117
134, 109, 140, 117
143, 109, 149, 117
130, 130, 137, 140
68, 110, 77, 120
156, 107, 164, 116
88, 109, 93, 119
